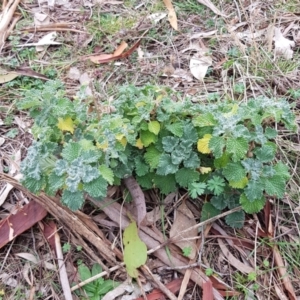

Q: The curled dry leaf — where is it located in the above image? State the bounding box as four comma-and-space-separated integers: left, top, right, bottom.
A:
162, 0, 178, 30
169, 201, 198, 259
273, 27, 295, 60
190, 51, 212, 81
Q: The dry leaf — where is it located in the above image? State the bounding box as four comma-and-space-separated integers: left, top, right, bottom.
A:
218, 239, 254, 274
147, 12, 167, 24
16, 253, 56, 271
16, 32, 61, 50
196, 0, 227, 17
68, 67, 81, 81
162, 0, 178, 30
274, 27, 295, 60
190, 51, 212, 81
0, 69, 18, 83
34, 13, 50, 26
113, 40, 128, 56
169, 201, 198, 259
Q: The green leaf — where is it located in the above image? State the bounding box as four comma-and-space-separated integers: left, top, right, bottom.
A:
61, 190, 84, 210
62, 142, 82, 162
22, 176, 45, 194
91, 264, 102, 277
156, 154, 179, 175
153, 174, 177, 194
193, 112, 216, 127
183, 152, 200, 168
140, 130, 157, 147
214, 153, 230, 168
240, 194, 266, 213
166, 122, 184, 137
226, 137, 248, 161
78, 264, 92, 281
188, 182, 206, 199
274, 162, 290, 179
81, 150, 102, 163
201, 203, 221, 222
82, 165, 100, 183
223, 162, 247, 182
244, 180, 264, 201
55, 159, 69, 176
148, 121, 160, 135
210, 194, 228, 210
207, 176, 226, 195
175, 168, 200, 188
83, 176, 108, 198
225, 211, 245, 229
264, 127, 277, 139
209, 136, 225, 158
162, 136, 180, 153
137, 173, 154, 189
144, 146, 161, 169
123, 221, 147, 278
241, 158, 263, 181
46, 172, 65, 195
182, 122, 198, 141
263, 175, 286, 198
254, 143, 276, 162
99, 165, 114, 185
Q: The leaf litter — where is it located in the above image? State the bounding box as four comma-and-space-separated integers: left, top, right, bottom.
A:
1, 0, 300, 299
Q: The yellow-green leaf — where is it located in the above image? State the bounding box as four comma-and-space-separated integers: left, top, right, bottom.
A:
57, 117, 74, 133
199, 167, 212, 174
140, 130, 157, 147
148, 121, 161, 135
229, 177, 248, 189
135, 138, 144, 149
197, 134, 212, 154
123, 221, 147, 278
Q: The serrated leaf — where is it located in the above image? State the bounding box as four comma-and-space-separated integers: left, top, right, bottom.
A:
81, 150, 102, 163
123, 221, 147, 278
210, 194, 228, 210
182, 122, 198, 141
137, 173, 154, 189
135, 138, 144, 149
225, 211, 245, 229
99, 165, 114, 185
209, 136, 225, 158
240, 194, 266, 213
61, 190, 84, 211
188, 182, 206, 199
197, 134, 212, 154
229, 177, 248, 189
62, 142, 82, 162
263, 175, 286, 198
153, 174, 177, 194
244, 180, 264, 201
144, 146, 161, 169
184, 152, 200, 168
274, 162, 290, 179
175, 168, 200, 188
207, 176, 225, 195
83, 175, 108, 198
193, 113, 216, 127
134, 157, 149, 177
162, 136, 180, 153
254, 143, 276, 162
148, 121, 160, 135
264, 127, 277, 139
156, 153, 179, 175
22, 176, 45, 194
201, 203, 221, 222
241, 158, 263, 181
47, 172, 65, 195
82, 165, 100, 183
55, 159, 69, 176
223, 162, 247, 182
166, 122, 183, 137
140, 130, 157, 147
57, 116, 75, 133
226, 137, 248, 161
214, 153, 230, 168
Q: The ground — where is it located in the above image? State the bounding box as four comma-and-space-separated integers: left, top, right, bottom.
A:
0, 0, 300, 299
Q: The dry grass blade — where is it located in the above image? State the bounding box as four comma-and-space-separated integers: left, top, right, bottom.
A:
196, 0, 227, 17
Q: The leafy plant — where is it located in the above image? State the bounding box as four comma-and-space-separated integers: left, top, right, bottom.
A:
76, 263, 119, 300
19, 81, 296, 227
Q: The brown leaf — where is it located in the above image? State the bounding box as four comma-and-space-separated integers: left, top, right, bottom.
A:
169, 201, 198, 259
123, 176, 146, 227
196, 0, 227, 17
273, 244, 297, 300
202, 280, 214, 300
162, 0, 178, 30
0, 201, 47, 249
217, 238, 255, 274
